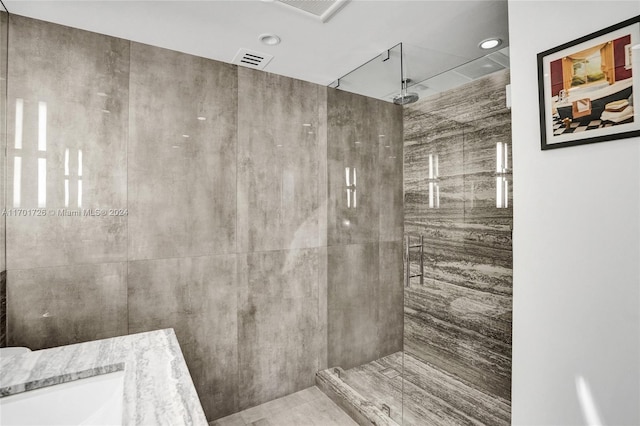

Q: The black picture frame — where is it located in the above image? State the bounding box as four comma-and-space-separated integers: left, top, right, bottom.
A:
538, 15, 640, 150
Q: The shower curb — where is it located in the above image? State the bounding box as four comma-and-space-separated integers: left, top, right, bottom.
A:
315, 368, 400, 426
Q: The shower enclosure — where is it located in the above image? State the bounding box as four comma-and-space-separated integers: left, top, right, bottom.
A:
0, 10, 512, 423
321, 43, 513, 426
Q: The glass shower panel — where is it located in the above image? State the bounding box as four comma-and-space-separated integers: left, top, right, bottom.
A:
402, 49, 513, 426
330, 43, 403, 102
318, 43, 405, 425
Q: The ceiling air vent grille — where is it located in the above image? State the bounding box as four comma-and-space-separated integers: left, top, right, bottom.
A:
232, 48, 274, 70
274, 0, 349, 22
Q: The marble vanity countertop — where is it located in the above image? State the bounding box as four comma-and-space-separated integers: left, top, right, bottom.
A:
0, 328, 208, 425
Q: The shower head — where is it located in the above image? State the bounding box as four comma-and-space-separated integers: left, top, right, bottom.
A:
393, 78, 419, 105
393, 92, 419, 105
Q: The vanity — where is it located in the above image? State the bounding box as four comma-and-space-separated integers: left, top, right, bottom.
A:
0, 329, 208, 425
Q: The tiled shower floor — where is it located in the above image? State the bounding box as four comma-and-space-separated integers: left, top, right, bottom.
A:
335, 352, 510, 426
211, 386, 357, 426
214, 352, 510, 426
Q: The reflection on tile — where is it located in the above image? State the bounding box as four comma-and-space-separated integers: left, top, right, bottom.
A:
237, 68, 321, 253
128, 42, 237, 260
237, 248, 323, 409
376, 100, 404, 242
327, 243, 380, 370
128, 254, 238, 421
6, 16, 129, 269
7, 262, 127, 349
327, 89, 380, 246
404, 132, 465, 228
317, 86, 329, 249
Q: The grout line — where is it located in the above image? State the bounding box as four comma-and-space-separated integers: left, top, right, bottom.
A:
125, 39, 131, 337
235, 65, 241, 415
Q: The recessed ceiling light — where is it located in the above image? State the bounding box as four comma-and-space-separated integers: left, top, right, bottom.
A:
259, 33, 281, 46
479, 38, 502, 50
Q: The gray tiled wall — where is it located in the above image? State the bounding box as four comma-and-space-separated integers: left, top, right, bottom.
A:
4, 14, 403, 422
326, 89, 404, 370
128, 42, 238, 261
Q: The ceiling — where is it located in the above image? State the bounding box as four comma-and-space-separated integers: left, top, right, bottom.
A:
3, 0, 509, 87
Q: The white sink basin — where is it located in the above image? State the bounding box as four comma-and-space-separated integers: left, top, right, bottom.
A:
0, 370, 124, 426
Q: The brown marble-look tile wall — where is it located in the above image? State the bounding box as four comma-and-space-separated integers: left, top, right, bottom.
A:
403, 69, 513, 412
326, 89, 404, 370
4, 14, 404, 422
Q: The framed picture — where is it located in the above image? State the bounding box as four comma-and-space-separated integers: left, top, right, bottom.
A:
538, 15, 640, 150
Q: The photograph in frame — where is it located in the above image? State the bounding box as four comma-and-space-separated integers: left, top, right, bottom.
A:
538, 15, 640, 150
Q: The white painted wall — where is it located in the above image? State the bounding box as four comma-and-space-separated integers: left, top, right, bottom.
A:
509, 1, 640, 425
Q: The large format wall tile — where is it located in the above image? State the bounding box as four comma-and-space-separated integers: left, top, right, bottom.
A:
326, 242, 403, 371
237, 68, 323, 253
327, 89, 380, 246
6, 16, 129, 270
128, 255, 238, 420
237, 248, 323, 409
376, 101, 404, 243
327, 243, 380, 370
128, 42, 237, 261
377, 241, 404, 356
7, 262, 127, 350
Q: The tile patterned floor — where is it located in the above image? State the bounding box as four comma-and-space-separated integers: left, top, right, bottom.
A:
210, 386, 357, 426
551, 114, 630, 136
